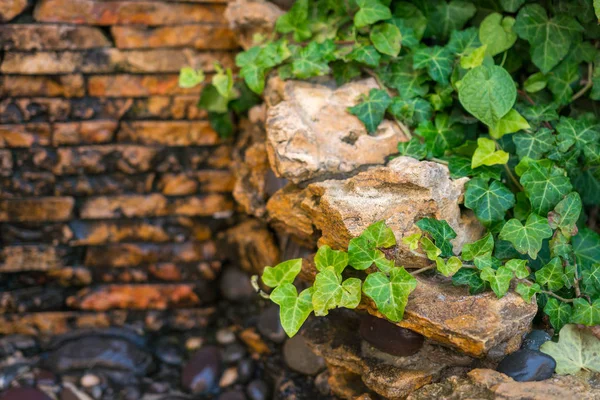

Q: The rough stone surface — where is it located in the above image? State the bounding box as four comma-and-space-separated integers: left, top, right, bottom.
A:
359, 314, 424, 357
0, 24, 111, 50
265, 78, 407, 184
182, 346, 222, 394
224, 0, 283, 49
0, 0, 28, 22
111, 25, 236, 50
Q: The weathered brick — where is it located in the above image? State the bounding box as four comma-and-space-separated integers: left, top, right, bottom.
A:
0, 123, 52, 148
0, 0, 28, 22
0, 197, 74, 222
80, 194, 233, 219
34, 0, 226, 25
157, 170, 235, 195
118, 121, 219, 146
0, 75, 85, 98
0, 24, 110, 50
55, 173, 154, 196
0, 287, 65, 313
88, 74, 204, 97
52, 120, 117, 145
0, 150, 12, 176
69, 217, 212, 245
1, 172, 55, 197
0, 245, 62, 272
0, 98, 71, 124
125, 96, 207, 120
66, 283, 213, 310
1, 49, 233, 75
84, 241, 217, 267
53, 145, 159, 175
0, 223, 73, 245
112, 25, 237, 49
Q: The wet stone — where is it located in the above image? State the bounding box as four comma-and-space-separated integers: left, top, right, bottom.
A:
283, 335, 325, 376
246, 379, 270, 400
181, 345, 221, 394
34, 369, 56, 386
496, 349, 556, 382
359, 314, 424, 357
219, 391, 247, 400
216, 329, 236, 345
219, 267, 254, 301
257, 305, 286, 343
521, 330, 552, 351
0, 335, 38, 357
0, 364, 30, 391
0, 387, 52, 400
237, 358, 255, 383
154, 337, 184, 366
222, 343, 247, 364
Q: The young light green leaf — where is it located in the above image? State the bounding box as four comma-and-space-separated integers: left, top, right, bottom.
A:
420, 236, 441, 261
480, 266, 513, 298
515, 282, 540, 302
540, 324, 600, 375
499, 213, 553, 259
312, 269, 361, 316
544, 298, 572, 332
513, 128, 555, 160
471, 137, 510, 168
262, 259, 303, 288
354, 0, 392, 28
362, 267, 417, 322
458, 65, 517, 127
435, 256, 463, 277
271, 284, 313, 337
179, 67, 205, 89
370, 23, 402, 57
413, 46, 454, 86
402, 233, 422, 251
314, 245, 349, 275
504, 259, 529, 279
461, 233, 494, 261
415, 218, 456, 257
520, 160, 573, 216
460, 45, 487, 69
452, 268, 488, 294
489, 109, 530, 140
535, 257, 566, 291
523, 72, 547, 93
479, 13, 517, 56
212, 66, 236, 100
361, 220, 397, 248
348, 236, 394, 272
548, 192, 582, 237
464, 178, 515, 225
570, 298, 600, 326
348, 89, 392, 134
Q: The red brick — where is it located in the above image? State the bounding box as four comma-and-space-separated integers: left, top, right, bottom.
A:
0, 0, 28, 22
112, 25, 237, 49
0, 75, 85, 98
53, 145, 159, 175
0, 24, 110, 50
157, 170, 235, 195
118, 121, 219, 146
34, 0, 226, 25
0, 197, 74, 222
0, 245, 61, 272
88, 74, 204, 97
0, 124, 52, 148
52, 120, 117, 145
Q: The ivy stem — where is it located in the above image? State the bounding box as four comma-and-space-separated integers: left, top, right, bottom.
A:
494, 140, 524, 191
430, 157, 449, 165
499, 51, 508, 68
571, 63, 594, 101
409, 265, 436, 275
519, 278, 575, 303
251, 275, 271, 299
363, 68, 413, 140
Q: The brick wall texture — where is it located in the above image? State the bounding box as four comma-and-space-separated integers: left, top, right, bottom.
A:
0, 0, 238, 335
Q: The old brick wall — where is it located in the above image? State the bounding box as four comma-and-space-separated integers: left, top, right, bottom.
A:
0, 0, 238, 335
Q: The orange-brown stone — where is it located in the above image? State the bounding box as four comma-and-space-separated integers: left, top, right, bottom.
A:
53, 145, 159, 175
118, 121, 219, 146
157, 170, 235, 195
0, 197, 74, 222
0, 75, 85, 98
88, 74, 204, 97
111, 25, 237, 49
0, 0, 28, 22
0, 24, 111, 50
0, 245, 61, 272
52, 120, 117, 145
0, 123, 52, 148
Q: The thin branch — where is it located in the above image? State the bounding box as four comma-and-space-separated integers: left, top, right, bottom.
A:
572, 63, 594, 101
431, 157, 449, 165
409, 265, 436, 276
495, 140, 525, 191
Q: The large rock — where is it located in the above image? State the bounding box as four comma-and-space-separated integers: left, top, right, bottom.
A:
265, 78, 408, 184
224, 0, 283, 50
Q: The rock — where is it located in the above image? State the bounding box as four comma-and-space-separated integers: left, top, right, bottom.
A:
522, 330, 552, 351
185, 337, 203, 352
181, 346, 221, 394
496, 349, 556, 382
359, 314, 424, 357
221, 219, 280, 275
237, 358, 255, 383
219, 267, 254, 301
154, 337, 184, 366
314, 370, 331, 396
60, 383, 94, 400
216, 329, 236, 346
257, 305, 286, 344
219, 391, 247, 400
246, 379, 270, 400
222, 343, 247, 364
0, 388, 52, 400
265, 78, 407, 185
283, 335, 326, 375
0, 335, 37, 357
239, 328, 271, 355
0, 364, 31, 391
34, 370, 56, 386
266, 184, 318, 245
80, 374, 100, 387
0, 0, 27, 22
219, 366, 238, 387
224, 0, 283, 50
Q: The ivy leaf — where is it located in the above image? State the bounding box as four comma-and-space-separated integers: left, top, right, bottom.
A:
447, 27, 481, 55
314, 245, 349, 275
573, 229, 600, 268
464, 178, 515, 225
380, 58, 428, 98
480, 266, 513, 298
362, 267, 417, 322
514, 4, 583, 73
262, 259, 302, 288
543, 298, 572, 332
541, 324, 600, 375
435, 256, 463, 277
208, 112, 234, 138
348, 89, 392, 134
462, 233, 494, 261
415, 114, 464, 157
550, 232, 573, 261
523, 72, 548, 93
397, 138, 427, 160
420, 236, 441, 260
548, 192, 582, 237
393, 2, 427, 40
423, 0, 476, 40
500, 0, 526, 13
415, 218, 456, 257
348, 236, 394, 272
370, 23, 402, 57
556, 117, 600, 153
312, 269, 361, 316
448, 156, 502, 180
535, 257, 566, 291
570, 298, 600, 326
515, 282, 540, 302
513, 128, 555, 160
547, 60, 579, 105
458, 65, 517, 127
519, 102, 559, 126
402, 233, 422, 251
479, 13, 517, 56
489, 109, 530, 140
413, 46, 454, 86
236, 47, 267, 94
389, 98, 432, 127
452, 268, 488, 294
347, 45, 381, 68
362, 220, 397, 248
505, 259, 530, 279
275, 0, 311, 41
354, 0, 392, 28
199, 85, 229, 113
389, 18, 419, 49
291, 40, 333, 79
471, 138, 510, 168
332, 61, 362, 85
582, 265, 600, 294
460, 45, 487, 69
179, 67, 205, 89
270, 284, 313, 337
499, 213, 553, 259
520, 160, 573, 215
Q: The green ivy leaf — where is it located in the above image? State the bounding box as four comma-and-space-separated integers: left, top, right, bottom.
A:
402, 233, 422, 251
452, 268, 488, 294
354, 0, 392, 28
556, 117, 600, 153
480, 266, 513, 298
208, 112, 234, 139
415, 114, 464, 157
380, 57, 428, 98
523, 72, 548, 93
393, 2, 427, 40
435, 256, 463, 277
471, 138, 510, 168
420, 236, 441, 260
513, 128, 555, 160
460, 45, 487, 69
397, 138, 427, 159
573, 229, 600, 268
348, 236, 394, 272
347, 45, 381, 68
415, 218, 456, 257
499, 213, 553, 259
462, 233, 494, 261
413, 46, 454, 86
370, 23, 402, 57
520, 159, 573, 215
312, 268, 361, 316
540, 324, 600, 375
519, 103, 559, 126
458, 65, 517, 127
422, 0, 476, 40
291, 40, 333, 79
448, 156, 502, 180
479, 13, 517, 56
535, 257, 566, 291
314, 245, 349, 275
179, 67, 205, 89
348, 89, 392, 134
550, 232, 573, 261
544, 298, 572, 332
199, 85, 229, 113
275, 0, 311, 41
582, 264, 600, 294
464, 178, 515, 225
489, 109, 530, 140
362, 267, 417, 322
236, 47, 267, 94
262, 259, 303, 288
447, 27, 481, 55
389, 98, 432, 127
505, 259, 530, 279
570, 298, 600, 326
547, 60, 579, 105
515, 282, 540, 302
362, 220, 397, 248
500, 0, 525, 13
271, 284, 313, 337
548, 192, 582, 237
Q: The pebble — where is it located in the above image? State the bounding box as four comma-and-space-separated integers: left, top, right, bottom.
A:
0, 335, 38, 358
0, 387, 52, 400
359, 314, 424, 357
216, 329, 237, 345
521, 330, 552, 351
314, 370, 331, 396
59, 383, 93, 400
222, 343, 247, 364
496, 349, 556, 382
185, 337, 203, 351
283, 335, 325, 375
246, 379, 270, 400
218, 391, 247, 400
80, 374, 100, 388
219, 367, 238, 387
181, 345, 221, 394
219, 267, 255, 301
34, 370, 56, 386
237, 358, 255, 383
257, 306, 286, 343
154, 337, 184, 366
